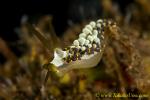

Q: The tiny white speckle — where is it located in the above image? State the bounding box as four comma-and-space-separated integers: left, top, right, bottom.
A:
97, 19, 103, 23
88, 44, 92, 48
86, 25, 93, 31
92, 35, 97, 40
77, 46, 81, 49
90, 21, 96, 28
68, 53, 72, 56
82, 28, 92, 34
70, 46, 75, 48
81, 46, 86, 51
93, 30, 98, 36
101, 35, 104, 39
94, 38, 100, 44
108, 20, 112, 25
87, 35, 94, 42
97, 23, 101, 28
84, 40, 90, 46
79, 33, 86, 38
103, 22, 106, 27
78, 37, 86, 46
112, 24, 116, 28
93, 44, 97, 48
100, 49, 102, 52
73, 40, 79, 46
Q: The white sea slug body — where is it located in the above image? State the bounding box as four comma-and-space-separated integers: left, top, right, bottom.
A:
82, 28, 92, 34
78, 37, 86, 46
79, 33, 86, 38
73, 40, 79, 46
49, 19, 116, 75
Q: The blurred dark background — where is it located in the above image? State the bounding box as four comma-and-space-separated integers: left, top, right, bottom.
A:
0, 0, 133, 64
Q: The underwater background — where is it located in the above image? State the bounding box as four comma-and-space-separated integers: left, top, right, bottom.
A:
0, 0, 150, 100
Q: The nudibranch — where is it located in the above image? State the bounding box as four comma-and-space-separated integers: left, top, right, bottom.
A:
47, 19, 116, 76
